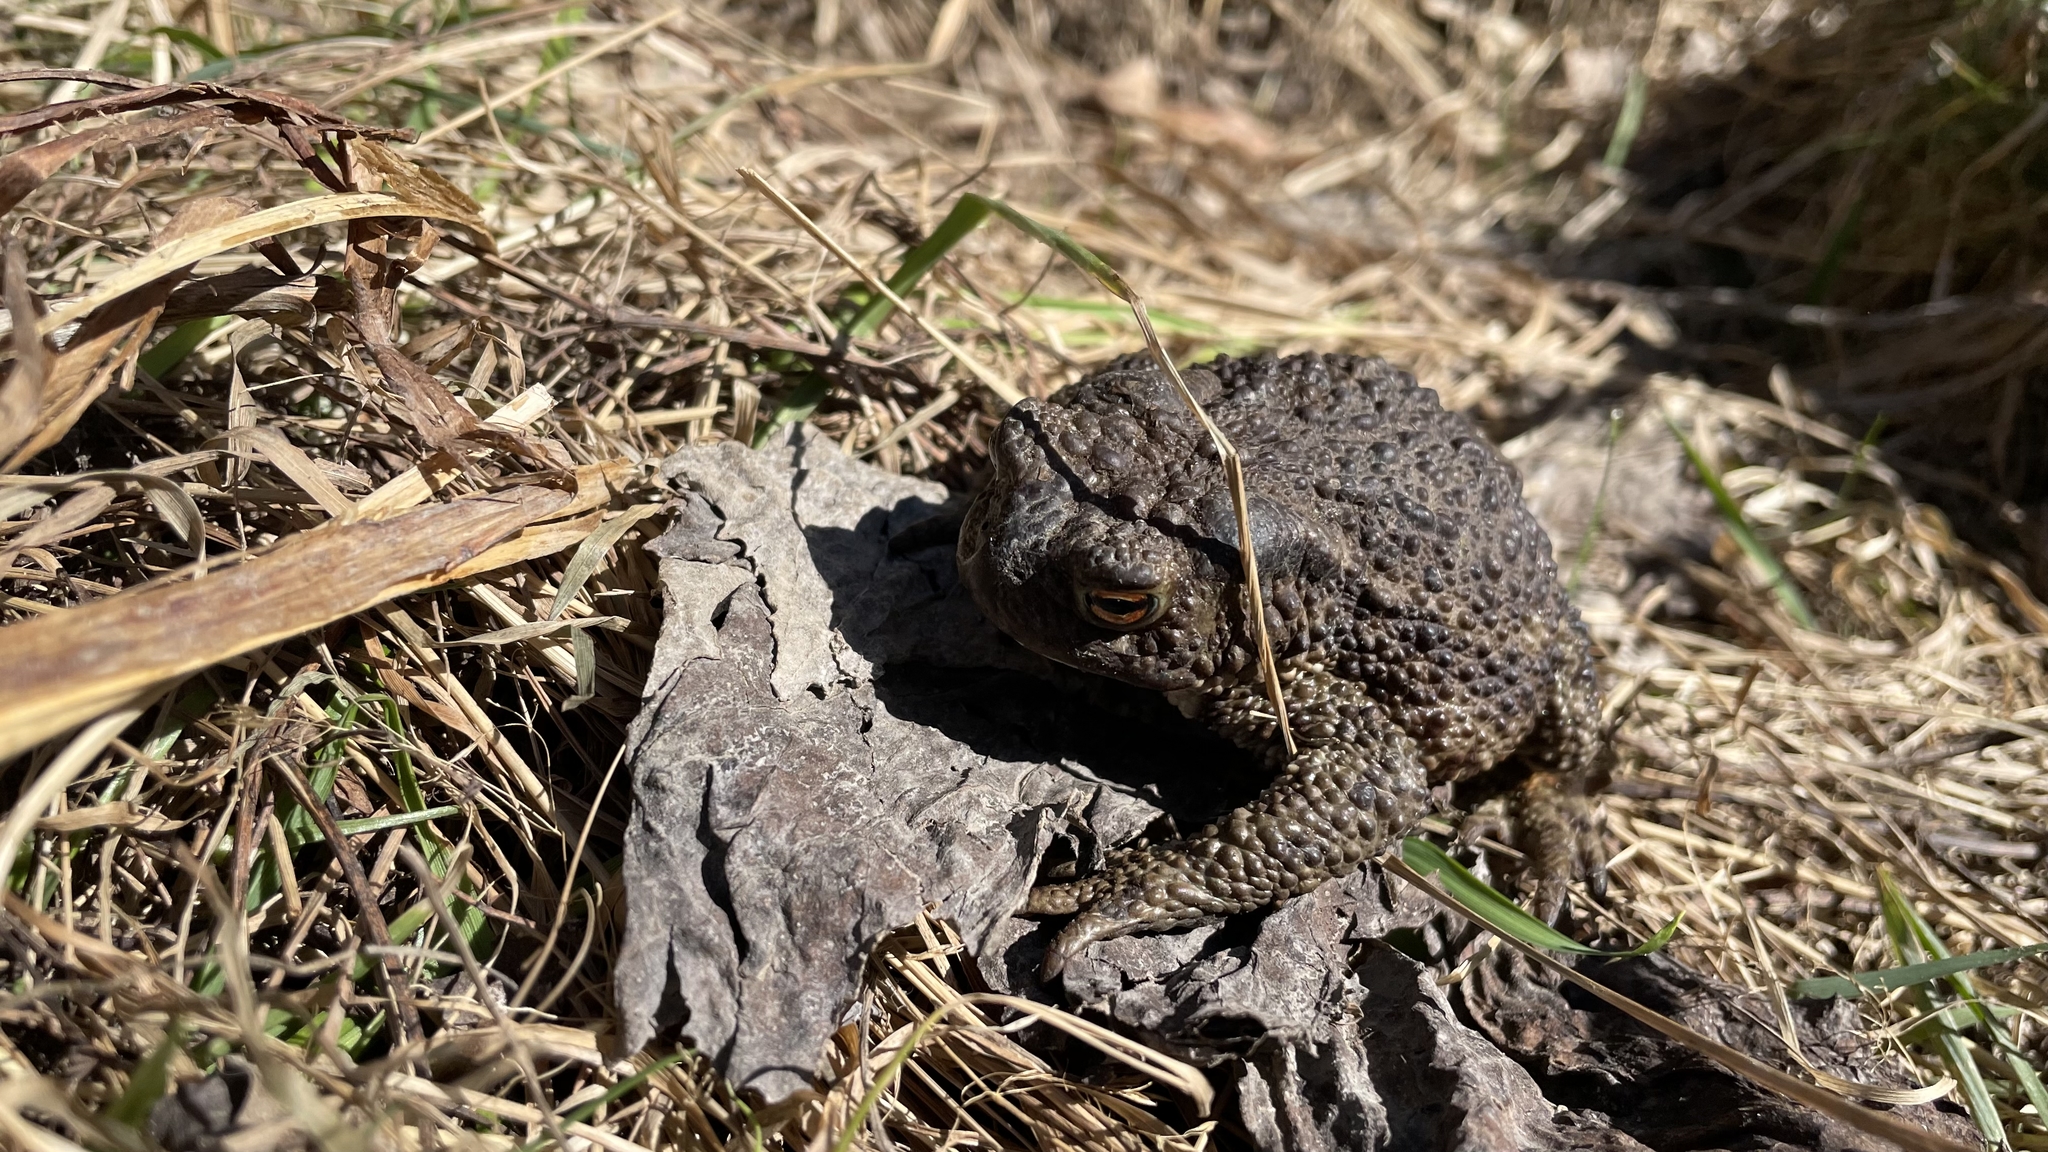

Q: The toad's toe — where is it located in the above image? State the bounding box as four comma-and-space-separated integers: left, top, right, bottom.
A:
1041, 911, 1139, 980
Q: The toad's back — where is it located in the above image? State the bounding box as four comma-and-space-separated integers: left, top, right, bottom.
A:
959, 351, 1606, 975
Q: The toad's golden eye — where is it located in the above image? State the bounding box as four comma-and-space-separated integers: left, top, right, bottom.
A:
1082, 588, 1167, 629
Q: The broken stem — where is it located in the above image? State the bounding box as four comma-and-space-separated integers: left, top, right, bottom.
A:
1124, 299, 1296, 757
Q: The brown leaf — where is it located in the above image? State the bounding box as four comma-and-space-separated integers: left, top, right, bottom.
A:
34, 192, 487, 345
373, 665, 484, 742
0, 485, 116, 570
156, 267, 353, 328
399, 319, 474, 375
0, 240, 49, 462
351, 138, 491, 249
364, 340, 485, 452
0, 482, 575, 760
347, 221, 553, 465
0, 69, 410, 141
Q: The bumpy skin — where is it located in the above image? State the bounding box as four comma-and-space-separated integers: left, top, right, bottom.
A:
957, 352, 1609, 976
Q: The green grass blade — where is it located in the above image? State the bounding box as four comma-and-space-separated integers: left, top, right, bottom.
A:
845, 195, 995, 338
1805, 197, 1864, 305
146, 26, 226, 62
1886, 876, 2048, 1139
1878, 868, 2011, 1150
1604, 69, 1649, 170
848, 193, 1134, 339
104, 1018, 186, 1130
753, 372, 830, 448
1011, 295, 1218, 335
1665, 414, 1817, 629
139, 317, 233, 379
764, 190, 1152, 443
1837, 413, 1887, 505
335, 805, 461, 837
371, 694, 493, 959
975, 196, 1132, 300
1399, 838, 1680, 957
1791, 941, 2048, 1000
349, 900, 437, 984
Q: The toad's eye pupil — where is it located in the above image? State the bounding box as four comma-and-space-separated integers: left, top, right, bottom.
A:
1087, 591, 1159, 627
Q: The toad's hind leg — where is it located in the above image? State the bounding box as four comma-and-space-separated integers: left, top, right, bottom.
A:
1498, 621, 1612, 918
1027, 724, 1432, 978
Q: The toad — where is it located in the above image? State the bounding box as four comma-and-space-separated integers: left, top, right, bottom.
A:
957, 352, 1608, 976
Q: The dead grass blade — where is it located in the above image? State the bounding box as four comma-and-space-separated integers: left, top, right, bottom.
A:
35, 193, 487, 342
0, 483, 573, 760
736, 167, 1022, 405
0, 108, 226, 220
1, 2, 2044, 1148
0, 704, 150, 903
0, 68, 410, 138
3, 195, 252, 468
413, 7, 682, 145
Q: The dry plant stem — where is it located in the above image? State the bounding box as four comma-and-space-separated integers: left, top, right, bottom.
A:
388, 1075, 657, 1152
396, 844, 570, 1151
735, 167, 1024, 405
1738, 904, 1951, 1106
3, 5, 2045, 1148
1127, 299, 1298, 757
413, 8, 682, 145
835, 990, 1212, 1152
512, 742, 626, 1008
1386, 856, 1976, 1152
267, 754, 422, 1051
0, 485, 571, 761
186, 858, 358, 1148
0, 702, 150, 898
33, 194, 486, 342
434, 235, 910, 376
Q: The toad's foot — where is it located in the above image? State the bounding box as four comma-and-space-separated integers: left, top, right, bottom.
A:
1456, 768, 1606, 923
1028, 733, 1430, 980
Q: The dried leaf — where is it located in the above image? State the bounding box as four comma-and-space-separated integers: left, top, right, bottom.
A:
0, 110, 226, 220
545, 504, 664, 619
3, 196, 253, 470
33, 192, 489, 342
0, 239, 48, 460
0, 483, 574, 760
0, 469, 203, 561
351, 138, 491, 249
441, 616, 629, 646
221, 426, 354, 517
0, 68, 409, 140
36, 800, 187, 834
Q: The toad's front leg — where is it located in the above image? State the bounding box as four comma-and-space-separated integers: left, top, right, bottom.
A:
1027, 726, 1431, 979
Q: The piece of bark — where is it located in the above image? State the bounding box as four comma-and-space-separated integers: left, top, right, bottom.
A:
1020, 866, 1645, 1152
619, 426, 1944, 1151
618, 428, 1139, 1100
1455, 948, 1980, 1152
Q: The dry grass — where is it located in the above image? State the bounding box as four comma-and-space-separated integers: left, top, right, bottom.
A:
0, 0, 2044, 1149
